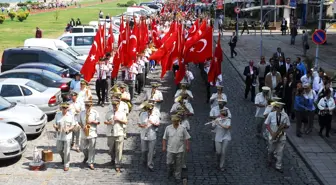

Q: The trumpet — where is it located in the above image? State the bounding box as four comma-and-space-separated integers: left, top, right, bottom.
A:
204, 117, 230, 125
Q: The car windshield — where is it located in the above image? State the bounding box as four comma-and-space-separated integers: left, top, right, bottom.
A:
42, 70, 63, 81
0, 96, 14, 111
25, 80, 47, 92
67, 47, 82, 56
51, 50, 76, 63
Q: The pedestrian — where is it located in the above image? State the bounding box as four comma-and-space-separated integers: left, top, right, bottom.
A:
69, 18, 75, 27
70, 73, 81, 93
265, 101, 290, 173
79, 100, 100, 170
302, 30, 309, 56
104, 55, 113, 103
281, 18, 287, 35
99, 10, 103, 19
212, 109, 231, 171
95, 59, 109, 107
294, 87, 306, 137
243, 60, 258, 101
105, 99, 128, 172
135, 54, 145, 94
317, 89, 335, 138
302, 83, 316, 134
254, 86, 271, 137
76, 18, 81, 26
229, 32, 237, 58
35, 27, 42, 38
257, 56, 268, 92
68, 91, 84, 153
290, 25, 298, 45
138, 102, 160, 172
241, 19, 249, 35
125, 62, 138, 100
54, 102, 75, 171
265, 67, 282, 94
162, 115, 191, 181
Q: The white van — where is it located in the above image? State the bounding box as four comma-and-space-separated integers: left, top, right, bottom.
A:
24, 38, 87, 61
58, 32, 118, 55
127, 6, 151, 15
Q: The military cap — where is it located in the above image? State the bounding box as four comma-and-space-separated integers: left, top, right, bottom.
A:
171, 114, 181, 122
271, 97, 281, 101
74, 72, 81, 76
262, 86, 271, 91
272, 101, 285, 108
112, 99, 120, 105
60, 102, 69, 108
119, 83, 127, 88
180, 82, 188, 87
70, 91, 78, 96
216, 85, 224, 89
80, 79, 88, 85
151, 82, 161, 87
145, 103, 154, 109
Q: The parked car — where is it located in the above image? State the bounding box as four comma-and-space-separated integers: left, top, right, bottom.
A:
140, 2, 160, 10
0, 122, 27, 159
0, 96, 47, 135
0, 78, 62, 115
127, 6, 151, 15
0, 69, 71, 97
71, 25, 97, 33
58, 32, 118, 55
1, 47, 82, 77
24, 38, 88, 61
14, 63, 70, 78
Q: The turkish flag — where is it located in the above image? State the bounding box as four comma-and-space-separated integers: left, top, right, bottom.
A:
139, 19, 148, 52
99, 24, 106, 56
184, 27, 213, 63
118, 16, 125, 45
161, 21, 177, 43
187, 19, 199, 38
160, 54, 170, 79
160, 6, 165, 15
152, 30, 162, 48
126, 19, 138, 67
208, 35, 223, 85
183, 20, 207, 56
105, 19, 114, 53
149, 32, 178, 61
174, 59, 186, 85
80, 30, 102, 82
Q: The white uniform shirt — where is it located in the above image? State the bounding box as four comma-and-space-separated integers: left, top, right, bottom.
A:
170, 101, 194, 114
95, 64, 109, 80
121, 91, 131, 101
300, 74, 312, 85
317, 97, 336, 115
125, 63, 138, 81
54, 111, 75, 141
254, 93, 268, 118
210, 93, 228, 109
79, 109, 100, 139
312, 72, 323, 92
163, 124, 191, 153
180, 70, 194, 85
105, 109, 127, 137
213, 118, 231, 142
210, 106, 232, 119
174, 89, 193, 99
68, 100, 85, 123
180, 118, 190, 130
146, 89, 163, 110
264, 111, 290, 141
139, 111, 160, 141
77, 88, 92, 104
137, 59, 145, 74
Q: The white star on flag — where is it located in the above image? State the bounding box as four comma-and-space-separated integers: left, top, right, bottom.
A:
214, 57, 217, 62
90, 55, 96, 61
107, 34, 111, 38
190, 47, 195, 52
133, 48, 136, 52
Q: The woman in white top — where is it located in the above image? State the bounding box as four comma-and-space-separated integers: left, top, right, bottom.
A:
317, 89, 335, 137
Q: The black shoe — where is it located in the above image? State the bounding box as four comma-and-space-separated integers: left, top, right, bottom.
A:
296, 133, 302, 137
111, 160, 115, 165
82, 158, 88, 164
97, 101, 101, 105
326, 134, 330, 138
319, 132, 323, 137
235, 53, 237, 56
148, 167, 154, 172
101, 103, 105, 107
276, 168, 284, 173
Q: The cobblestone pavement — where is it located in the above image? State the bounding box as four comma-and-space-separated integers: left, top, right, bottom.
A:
0, 57, 320, 184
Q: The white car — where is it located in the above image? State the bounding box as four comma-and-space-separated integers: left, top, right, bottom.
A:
0, 78, 61, 115
0, 96, 47, 135
0, 122, 27, 159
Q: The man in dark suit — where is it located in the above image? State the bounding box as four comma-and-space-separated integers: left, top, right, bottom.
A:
264, 58, 276, 78
284, 57, 293, 76
273, 47, 285, 59
243, 60, 258, 102
229, 32, 238, 58
277, 56, 287, 77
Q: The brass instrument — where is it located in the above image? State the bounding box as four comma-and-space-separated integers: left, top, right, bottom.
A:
84, 106, 91, 137
204, 117, 230, 126
271, 123, 286, 142
150, 89, 155, 100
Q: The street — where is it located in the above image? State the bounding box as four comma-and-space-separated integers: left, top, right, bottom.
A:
0, 50, 320, 185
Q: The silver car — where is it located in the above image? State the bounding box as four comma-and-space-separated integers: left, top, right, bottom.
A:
0, 96, 47, 135
0, 122, 27, 159
0, 78, 62, 115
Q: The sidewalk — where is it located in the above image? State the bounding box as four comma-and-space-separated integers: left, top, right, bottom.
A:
218, 34, 336, 185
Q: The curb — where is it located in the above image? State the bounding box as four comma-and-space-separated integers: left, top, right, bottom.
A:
216, 35, 326, 185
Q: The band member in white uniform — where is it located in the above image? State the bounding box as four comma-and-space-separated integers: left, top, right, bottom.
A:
254, 86, 271, 137
138, 102, 160, 172
212, 109, 231, 171
264, 102, 290, 173
162, 115, 191, 181
79, 100, 100, 170
77, 80, 92, 104
104, 100, 128, 172
210, 85, 227, 109
146, 82, 163, 112
68, 91, 85, 152
170, 94, 194, 116
175, 82, 193, 100
54, 102, 76, 171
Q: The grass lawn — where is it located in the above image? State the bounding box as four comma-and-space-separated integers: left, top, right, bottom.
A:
0, 0, 133, 56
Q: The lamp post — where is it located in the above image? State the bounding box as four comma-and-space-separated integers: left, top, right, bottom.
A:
315, 0, 324, 69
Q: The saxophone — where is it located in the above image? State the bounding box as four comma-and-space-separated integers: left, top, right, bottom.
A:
150, 89, 155, 100
84, 106, 91, 137
272, 123, 286, 142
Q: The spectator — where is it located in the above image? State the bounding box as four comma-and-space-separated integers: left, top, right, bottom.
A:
265, 67, 282, 94
303, 83, 317, 134
290, 25, 298, 45
35, 27, 42, 38
76, 18, 81, 26
302, 30, 309, 56
294, 87, 306, 137
257, 56, 268, 92
317, 89, 335, 138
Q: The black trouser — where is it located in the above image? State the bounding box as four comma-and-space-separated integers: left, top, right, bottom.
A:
230, 45, 237, 58
319, 114, 332, 136
173, 64, 179, 77
245, 83, 255, 101
258, 77, 265, 92
136, 73, 144, 94
295, 111, 304, 135
241, 26, 249, 35
95, 79, 107, 104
